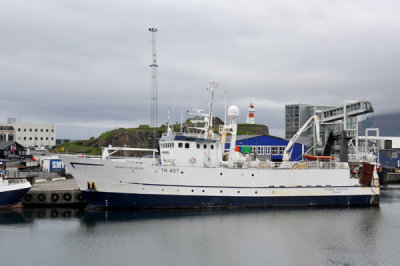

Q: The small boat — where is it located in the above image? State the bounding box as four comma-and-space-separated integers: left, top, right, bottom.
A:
303, 154, 336, 161
0, 166, 31, 209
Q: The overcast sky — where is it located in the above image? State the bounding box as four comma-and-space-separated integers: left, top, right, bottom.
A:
1, 0, 399, 139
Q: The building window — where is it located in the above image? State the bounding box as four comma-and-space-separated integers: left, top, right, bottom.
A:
24, 137, 26, 140
29, 137, 32, 140
279, 146, 285, 155
265, 146, 271, 155
35, 137, 38, 140
29, 129, 32, 132
46, 129, 48, 132
257, 146, 265, 155
35, 129, 38, 132
272, 147, 279, 155
185, 143, 190, 149
40, 129, 43, 132
40, 137, 43, 140
251, 146, 257, 154
51, 137, 54, 140
24, 128, 26, 132
18, 128, 21, 132
46, 137, 48, 140
51, 129, 54, 132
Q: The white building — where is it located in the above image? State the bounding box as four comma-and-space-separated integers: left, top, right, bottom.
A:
0, 118, 56, 148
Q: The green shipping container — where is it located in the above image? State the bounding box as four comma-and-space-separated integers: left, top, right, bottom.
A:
241, 146, 251, 154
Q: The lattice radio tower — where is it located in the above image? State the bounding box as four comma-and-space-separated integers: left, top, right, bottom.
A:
148, 27, 158, 150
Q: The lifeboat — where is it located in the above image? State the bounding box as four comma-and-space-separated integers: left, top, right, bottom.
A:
303, 154, 335, 161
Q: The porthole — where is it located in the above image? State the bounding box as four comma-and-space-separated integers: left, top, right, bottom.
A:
237, 191, 240, 194
181, 171, 184, 174
202, 190, 205, 193
255, 191, 258, 194
220, 173, 223, 175
251, 174, 254, 177
220, 190, 223, 193
191, 189, 194, 192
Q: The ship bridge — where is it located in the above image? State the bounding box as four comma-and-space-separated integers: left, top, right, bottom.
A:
320, 101, 374, 123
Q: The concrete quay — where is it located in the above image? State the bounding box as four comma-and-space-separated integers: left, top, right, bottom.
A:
23, 178, 86, 208
387, 173, 400, 184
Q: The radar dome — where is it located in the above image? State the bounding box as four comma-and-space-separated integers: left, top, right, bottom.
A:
228, 106, 240, 118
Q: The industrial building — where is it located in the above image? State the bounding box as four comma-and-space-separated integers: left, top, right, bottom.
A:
285, 101, 374, 160
0, 118, 56, 148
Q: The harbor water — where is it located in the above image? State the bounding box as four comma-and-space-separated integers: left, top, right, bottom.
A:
1, 186, 400, 266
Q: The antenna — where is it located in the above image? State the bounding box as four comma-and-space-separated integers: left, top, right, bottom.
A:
148, 27, 158, 149
224, 90, 227, 126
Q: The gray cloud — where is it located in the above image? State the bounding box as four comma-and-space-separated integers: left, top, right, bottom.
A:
1, 0, 399, 139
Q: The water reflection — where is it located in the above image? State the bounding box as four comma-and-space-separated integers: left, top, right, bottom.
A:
0, 209, 27, 225
2, 186, 400, 266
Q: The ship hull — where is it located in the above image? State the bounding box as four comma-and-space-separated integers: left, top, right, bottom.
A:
60, 156, 380, 209
83, 190, 379, 209
0, 187, 31, 209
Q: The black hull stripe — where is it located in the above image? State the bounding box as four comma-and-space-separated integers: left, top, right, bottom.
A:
126, 182, 372, 189
70, 162, 104, 169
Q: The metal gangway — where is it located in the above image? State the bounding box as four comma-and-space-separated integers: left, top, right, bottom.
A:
320, 101, 374, 123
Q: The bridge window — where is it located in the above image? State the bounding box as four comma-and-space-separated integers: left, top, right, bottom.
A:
178, 143, 183, 148
197, 144, 200, 149
211, 145, 214, 149
204, 144, 207, 149
185, 143, 190, 148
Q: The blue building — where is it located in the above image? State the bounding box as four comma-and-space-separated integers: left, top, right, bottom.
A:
225, 135, 305, 162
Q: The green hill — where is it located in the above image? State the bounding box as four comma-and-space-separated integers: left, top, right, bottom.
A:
53, 121, 269, 155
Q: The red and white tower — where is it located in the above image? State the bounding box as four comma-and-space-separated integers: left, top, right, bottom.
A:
247, 103, 255, 124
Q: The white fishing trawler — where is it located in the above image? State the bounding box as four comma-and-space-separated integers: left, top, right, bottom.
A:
60, 85, 380, 209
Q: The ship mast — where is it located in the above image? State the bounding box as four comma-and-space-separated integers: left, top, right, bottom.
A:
207, 82, 217, 139
148, 27, 158, 150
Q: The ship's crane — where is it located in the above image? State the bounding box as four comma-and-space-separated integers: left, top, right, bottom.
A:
282, 114, 322, 162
